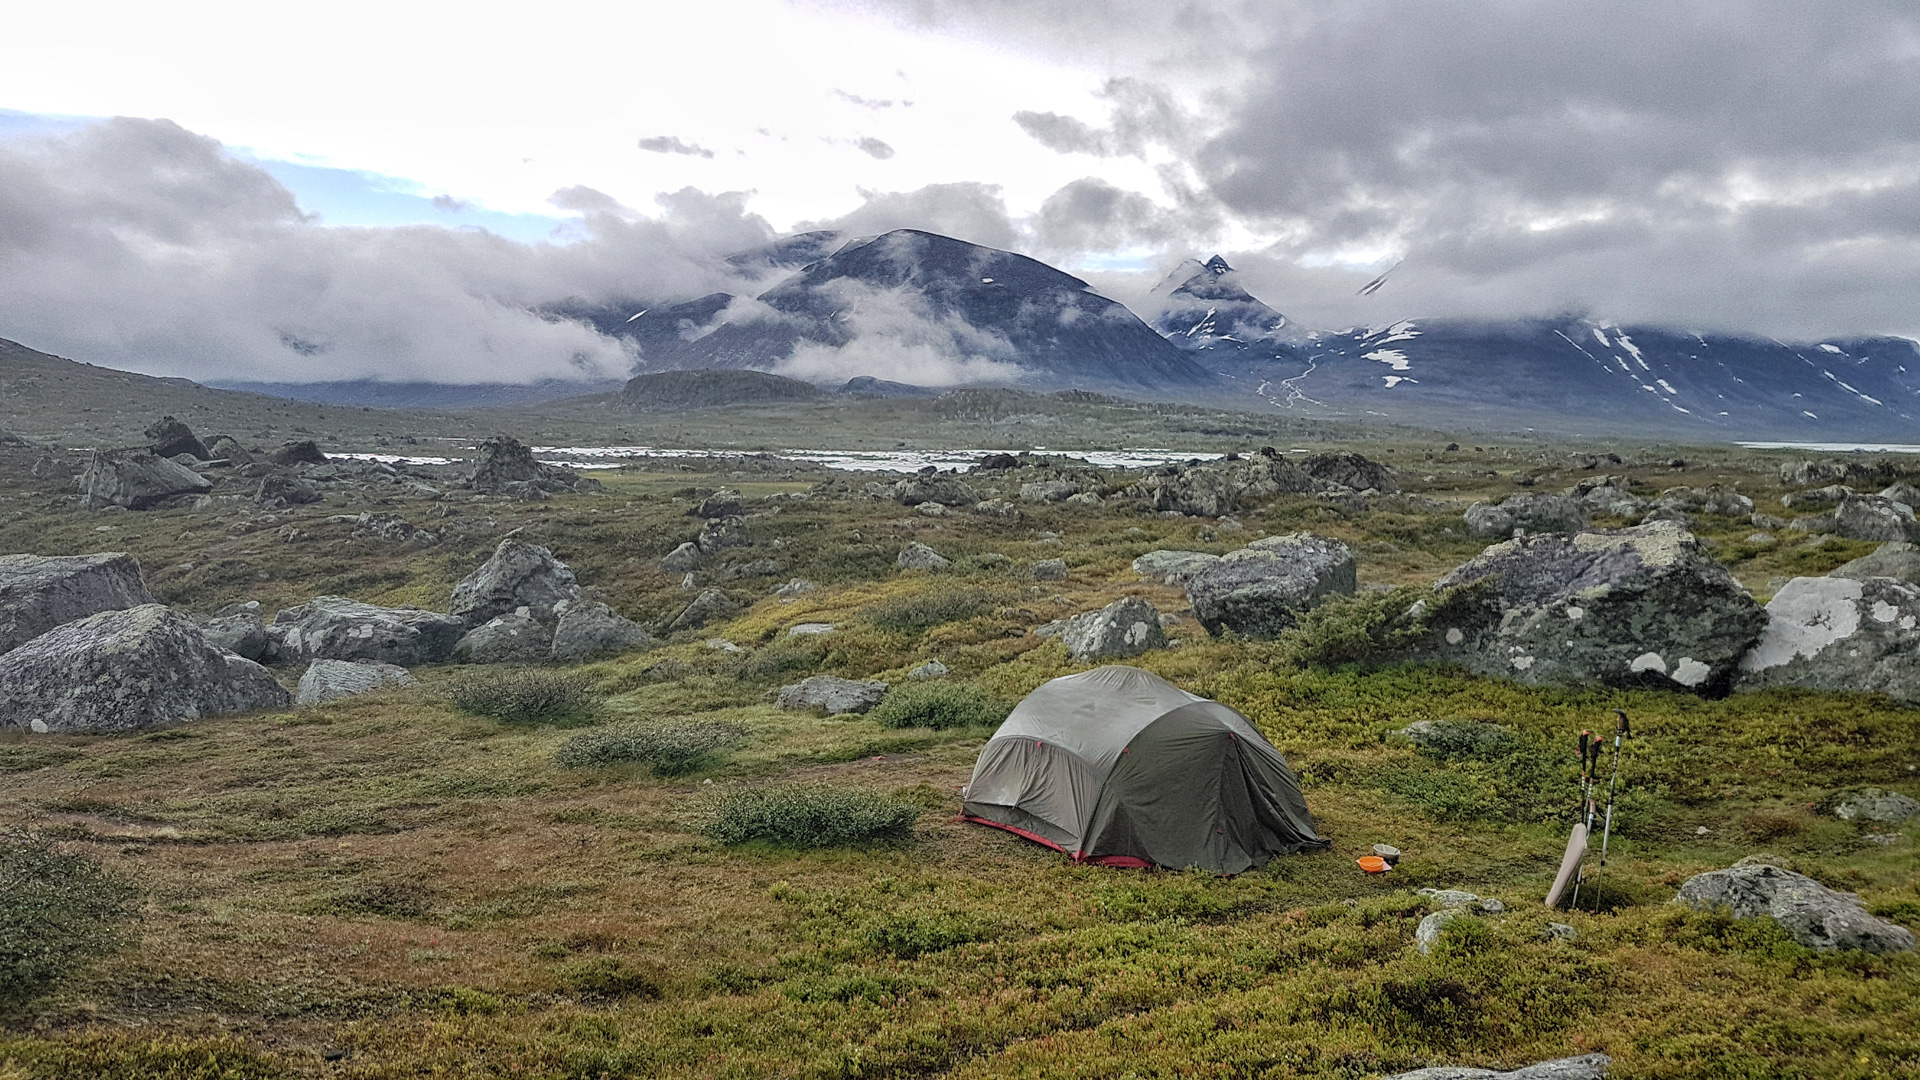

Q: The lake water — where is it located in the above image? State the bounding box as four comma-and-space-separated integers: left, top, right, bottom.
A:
338, 446, 1242, 473
1737, 442, 1920, 454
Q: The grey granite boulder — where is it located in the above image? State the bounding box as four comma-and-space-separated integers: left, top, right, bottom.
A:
660, 542, 703, 573
697, 516, 752, 552
1831, 541, 1920, 583
1675, 862, 1915, 953
550, 599, 652, 662
1828, 788, 1920, 824
1653, 484, 1754, 517
1135, 450, 1317, 517
908, 660, 949, 679
1302, 451, 1398, 494
1061, 597, 1166, 660
202, 611, 272, 661
1833, 495, 1920, 542
295, 659, 417, 705
205, 435, 252, 464
1185, 533, 1356, 638
144, 415, 210, 460
268, 440, 328, 466
1780, 484, 1854, 509
0, 605, 289, 733
1735, 576, 1920, 702
268, 596, 464, 665
1465, 493, 1589, 539
970, 499, 1022, 522
777, 675, 888, 714
666, 588, 742, 633
453, 609, 553, 663
467, 435, 598, 494
255, 474, 321, 507
0, 552, 155, 655
1431, 521, 1765, 691
1568, 477, 1647, 516
78, 450, 212, 509
1020, 479, 1082, 503
1132, 549, 1222, 585
1379, 1055, 1612, 1080
1030, 558, 1068, 581
896, 542, 951, 571
689, 489, 742, 518
891, 475, 979, 506
449, 538, 583, 627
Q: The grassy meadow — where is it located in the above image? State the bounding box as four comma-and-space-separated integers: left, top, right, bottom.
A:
0, 442, 1916, 1079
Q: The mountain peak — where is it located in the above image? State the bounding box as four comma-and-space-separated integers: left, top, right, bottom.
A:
1203, 254, 1233, 275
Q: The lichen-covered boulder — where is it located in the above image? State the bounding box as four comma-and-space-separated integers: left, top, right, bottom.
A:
1061, 597, 1166, 660
1828, 788, 1920, 824
202, 611, 272, 661
1185, 533, 1356, 638
1135, 450, 1317, 517
777, 675, 889, 714
0, 552, 155, 655
453, 609, 552, 663
1302, 451, 1398, 494
268, 596, 464, 665
1833, 495, 1920, 542
1020, 479, 1082, 503
1030, 558, 1068, 581
1830, 541, 1920, 583
1430, 521, 1765, 691
1132, 549, 1222, 585
896, 542, 951, 571
550, 600, 652, 662
1780, 484, 1853, 509
1675, 862, 1914, 954
255, 474, 320, 507
295, 659, 417, 705
1465, 493, 1589, 539
144, 415, 210, 460
449, 539, 583, 628
78, 450, 212, 509
890, 475, 978, 506
0, 605, 290, 733
666, 588, 742, 633
1735, 576, 1920, 702
660, 542, 703, 573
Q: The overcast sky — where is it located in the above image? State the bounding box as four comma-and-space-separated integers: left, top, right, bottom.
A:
3, 0, 1919, 384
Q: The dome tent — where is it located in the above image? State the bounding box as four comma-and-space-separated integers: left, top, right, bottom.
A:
961, 666, 1328, 873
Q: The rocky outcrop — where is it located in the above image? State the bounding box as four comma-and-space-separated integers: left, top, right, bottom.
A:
450, 539, 583, 628
1020, 480, 1082, 503
78, 450, 212, 509
1830, 541, 1920, 583
1653, 484, 1753, 517
1061, 597, 1166, 660
1735, 576, 1920, 702
1675, 861, 1914, 954
1379, 1055, 1612, 1080
453, 609, 552, 663
1185, 533, 1356, 638
1132, 549, 1221, 585
295, 659, 417, 705
1430, 521, 1765, 691
1788, 495, 1920, 542
1302, 451, 1398, 494
550, 600, 652, 662
1780, 459, 1899, 488
0, 552, 155, 655
468, 435, 599, 495
1464, 493, 1589, 539
268, 596, 464, 665
777, 675, 889, 714
896, 542, 951, 571
666, 588, 742, 633
1134, 450, 1317, 517
145, 416, 209, 460
1568, 477, 1647, 516
1780, 484, 1853, 509
890, 475, 978, 506
0, 605, 290, 733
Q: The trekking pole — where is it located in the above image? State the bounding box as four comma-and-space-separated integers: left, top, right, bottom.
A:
1569, 729, 1597, 909
1588, 710, 1631, 911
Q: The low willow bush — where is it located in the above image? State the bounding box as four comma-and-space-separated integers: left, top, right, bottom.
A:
706, 785, 921, 847
1278, 578, 1496, 668
555, 719, 751, 775
865, 587, 998, 633
447, 670, 596, 724
869, 681, 1010, 730
1, 833, 139, 1012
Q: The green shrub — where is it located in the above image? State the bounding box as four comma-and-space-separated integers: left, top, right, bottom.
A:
868, 681, 1010, 730
1, 832, 140, 1012
557, 956, 661, 1000
860, 912, 995, 958
447, 670, 596, 724
1278, 579, 1495, 668
866, 587, 997, 633
739, 640, 828, 680
706, 785, 921, 847
554, 719, 750, 775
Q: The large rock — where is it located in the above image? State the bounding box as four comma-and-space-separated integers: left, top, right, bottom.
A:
255, 474, 321, 507
1675, 862, 1915, 954
1780, 484, 1854, 509
201, 611, 272, 661
453, 609, 553, 663
0, 605, 290, 733
1735, 576, 1920, 702
1135, 450, 1317, 517
1302, 452, 1398, 494
205, 435, 253, 464
666, 588, 742, 633
469, 435, 597, 495
1379, 1055, 1612, 1080
1831, 541, 1920, 583
890, 475, 979, 506
1832, 495, 1920, 542
1430, 522, 1765, 691
1653, 484, 1754, 517
896, 542, 951, 571
1132, 549, 1221, 585
449, 539, 584, 627
1061, 597, 1166, 660
0, 552, 155, 655
78, 450, 212, 509
660, 542, 703, 573
1780, 459, 1898, 487
1020, 479, 1082, 503
1828, 788, 1920, 824
268, 596, 464, 665
295, 659, 417, 706
697, 516, 752, 552
144, 416, 210, 460
777, 675, 889, 714
551, 599, 652, 662
1464, 493, 1589, 539
689, 489, 742, 518
268, 440, 329, 466
1185, 533, 1356, 638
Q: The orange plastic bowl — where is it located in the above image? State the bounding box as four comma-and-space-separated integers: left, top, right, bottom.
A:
1357, 856, 1391, 874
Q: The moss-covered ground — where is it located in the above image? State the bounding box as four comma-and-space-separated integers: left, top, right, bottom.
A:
0, 442, 1916, 1078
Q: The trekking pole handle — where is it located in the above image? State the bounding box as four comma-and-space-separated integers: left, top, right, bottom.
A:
1613, 709, 1630, 737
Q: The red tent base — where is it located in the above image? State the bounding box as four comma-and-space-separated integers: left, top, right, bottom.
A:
958, 815, 1155, 870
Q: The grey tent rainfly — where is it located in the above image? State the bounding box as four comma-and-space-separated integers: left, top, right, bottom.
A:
961, 666, 1328, 873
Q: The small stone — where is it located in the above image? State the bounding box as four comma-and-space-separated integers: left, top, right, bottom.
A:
908, 660, 949, 679
787, 622, 834, 636
1542, 922, 1579, 942
1414, 909, 1472, 955
914, 501, 949, 517
1031, 558, 1068, 581
777, 675, 888, 715
775, 578, 817, 597
896, 542, 951, 571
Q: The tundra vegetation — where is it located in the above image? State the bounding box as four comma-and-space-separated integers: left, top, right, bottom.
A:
0, 431, 1915, 1079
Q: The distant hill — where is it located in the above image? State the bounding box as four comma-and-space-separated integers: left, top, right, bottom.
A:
214, 378, 624, 409
619, 368, 825, 411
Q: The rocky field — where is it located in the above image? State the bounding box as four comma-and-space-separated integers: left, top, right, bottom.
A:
0, 416, 1917, 1079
